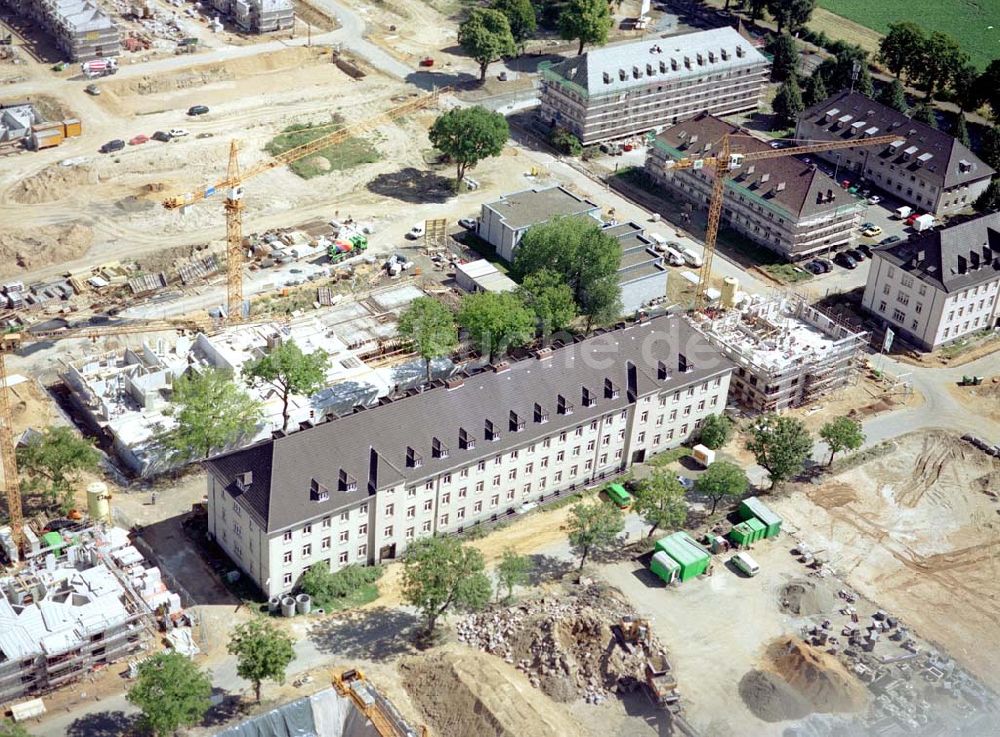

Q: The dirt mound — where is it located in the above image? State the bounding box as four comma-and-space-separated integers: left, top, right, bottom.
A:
0, 223, 92, 275
307, 155, 332, 172
779, 579, 836, 616
809, 482, 858, 509
739, 669, 811, 722
457, 584, 658, 705
11, 164, 100, 204
771, 637, 868, 713
400, 644, 585, 737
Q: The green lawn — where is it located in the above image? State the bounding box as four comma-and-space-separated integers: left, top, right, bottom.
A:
817, 0, 1000, 69
265, 119, 380, 179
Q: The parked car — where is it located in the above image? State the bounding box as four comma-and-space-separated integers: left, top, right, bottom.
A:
860, 222, 876, 231
858, 244, 874, 258
804, 260, 825, 275
168, 127, 189, 137
458, 218, 477, 230
407, 223, 425, 239
880, 235, 903, 246
100, 139, 125, 153
731, 552, 760, 577
128, 134, 149, 145
846, 248, 866, 262
187, 104, 209, 116
152, 130, 171, 142
861, 225, 882, 238
84, 83, 100, 95
868, 195, 881, 205
834, 252, 858, 269
814, 258, 833, 273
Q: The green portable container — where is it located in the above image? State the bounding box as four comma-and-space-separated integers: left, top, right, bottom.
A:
42, 531, 64, 554
605, 483, 634, 508
746, 517, 766, 543
738, 496, 783, 538
729, 522, 753, 546
655, 532, 710, 582
650, 551, 680, 584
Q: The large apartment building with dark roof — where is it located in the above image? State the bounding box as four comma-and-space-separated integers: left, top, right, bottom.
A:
861, 212, 1000, 350
796, 91, 994, 217
203, 315, 734, 597
538, 27, 769, 145
645, 113, 866, 259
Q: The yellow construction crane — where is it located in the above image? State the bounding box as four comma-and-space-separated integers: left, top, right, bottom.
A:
662, 132, 903, 307
0, 317, 214, 551
333, 668, 429, 737
162, 90, 449, 319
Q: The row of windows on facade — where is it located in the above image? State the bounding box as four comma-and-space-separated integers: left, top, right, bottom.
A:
885, 266, 997, 303
545, 84, 759, 122
552, 74, 762, 109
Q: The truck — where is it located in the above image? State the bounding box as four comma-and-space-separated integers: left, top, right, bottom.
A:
327, 235, 367, 264
912, 213, 935, 232
893, 205, 912, 220
81, 58, 117, 78
680, 247, 702, 268
645, 652, 680, 709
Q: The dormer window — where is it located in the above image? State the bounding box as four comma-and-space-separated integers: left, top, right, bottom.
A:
311, 478, 331, 501
604, 378, 620, 399
432, 437, 450, 459
509, 410, 526, 432
338, 469, 357, 493
657, 360, 671, 381
534, 403, 549, 424
603, 71, 611, 84
485, 419, 501, 441
557, 394, 574, 415
236, 471, 253, 492
582, 387, 597, 408
459, 427, 476, 450
406, 446, 423, 469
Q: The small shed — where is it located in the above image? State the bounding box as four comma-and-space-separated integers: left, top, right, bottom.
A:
605, 482, 634, 508
650, 551, 680, 584
655, 532, 710, 582
738, 496, 782, 538
729, 521, 754, 547
746, 517, 767, 543
454, 259, 517, 294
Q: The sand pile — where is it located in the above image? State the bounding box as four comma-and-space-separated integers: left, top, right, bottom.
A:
399, 644, 586, 737
742, 637, 868, 721
11, 164, 100, 204
779, 579, 836, 616
0, 223, 92, 275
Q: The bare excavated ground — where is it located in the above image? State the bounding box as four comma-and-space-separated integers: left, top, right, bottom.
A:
774, 430, 1000, 691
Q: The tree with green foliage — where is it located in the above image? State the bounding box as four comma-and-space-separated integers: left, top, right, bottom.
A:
551, 127, 583, 156
459, 8, 516, 82
745, 414, 813, 488
634, 469, 687, 538
877, 78, 908, 114
558, 0, 612, 56
695, 461, 749, 514
162, 369, 262, 461
954, 113, 971, 148
567, 497, 624, 569
768, 33, 798, 83
0, 720, 30, 737
244, 340, 329, 433
856, 63, 874, 98
978, 126, 1000, 172
16, 426, 99, 512
127, 652, 212, 737
228, 618, 296, 703
512, 217, 621, 330
772, 78, 804, 127
698, 414, 733, 450
912, 31, 967, 100
815, 45, 870, 96
910, 103, 938, 129
397, 297, 457, 381
457, 291, 535, 363
741, 0, 768, 21
496, 548, 533, 602
819, 416, 865, 466
802, 71, 827, 107
974, 179, 1000, 213
976, 59, 1000, 121
429, 106, 509, 188
517, 269, 577, 335
491, 0, 536, 52
402, 536, 491, 633
766, 0, 815, 34
878, 22, 925, 80
950, 64, 981, 113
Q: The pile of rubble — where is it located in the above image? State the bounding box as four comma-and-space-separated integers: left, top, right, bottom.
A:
456, 584, 660, 705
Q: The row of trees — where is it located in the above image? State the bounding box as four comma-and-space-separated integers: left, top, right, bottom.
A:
736, 0, 817, 35
459, 0, 613, 81
878, 23, 985, 107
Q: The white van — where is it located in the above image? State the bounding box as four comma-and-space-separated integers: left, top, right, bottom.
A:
731, 552, 760, 577
407, 223, 425, 240
893, 205, 912, 220
648, 232, 668, 251
663, 247, 684, 266
681, 247, 703, 268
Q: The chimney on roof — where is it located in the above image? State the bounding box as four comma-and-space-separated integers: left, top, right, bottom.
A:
445, 375, 464, 390
367, 447, 378, 493
721, 48, 729, 60
492, 361, 510, 373
535, 346, 553, 360
736, 45, 745, 58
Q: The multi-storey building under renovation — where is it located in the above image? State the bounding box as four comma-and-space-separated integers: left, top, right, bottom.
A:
204, 315, 735, 597
692, 296, 868, 413
538, 26, 769, 144
0, 526, 176, 703
209, 0, 294, 33
1, 0, 120, 61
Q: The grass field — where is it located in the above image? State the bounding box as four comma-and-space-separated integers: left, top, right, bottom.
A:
265, 117, 380, 179
817, 0, 1000, 69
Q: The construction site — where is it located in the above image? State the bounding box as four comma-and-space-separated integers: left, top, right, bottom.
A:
691, 294, 869, 413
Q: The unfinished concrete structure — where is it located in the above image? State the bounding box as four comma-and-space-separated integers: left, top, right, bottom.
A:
0, 103, 40, 144
0, 526, 169, 703
1, 0, 120, 61
693, 295, 868, 412
208, 0, 294, 33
